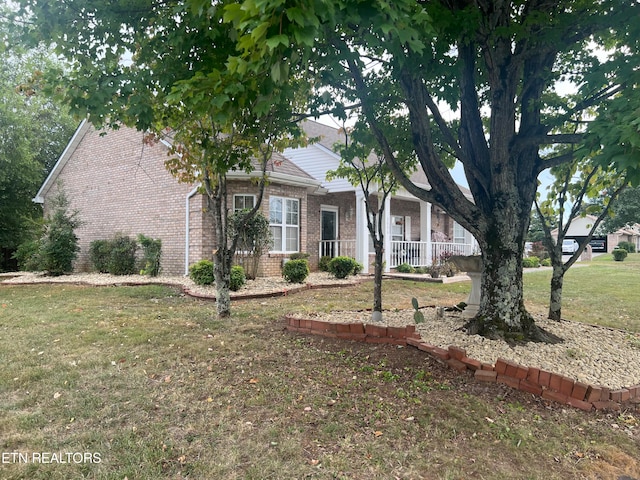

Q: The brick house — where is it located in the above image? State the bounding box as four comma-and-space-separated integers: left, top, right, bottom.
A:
34, 119, 476, 276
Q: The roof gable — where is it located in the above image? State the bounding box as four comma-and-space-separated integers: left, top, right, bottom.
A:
34, 119, 90, 203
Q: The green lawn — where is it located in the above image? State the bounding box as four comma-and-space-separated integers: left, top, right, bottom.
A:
0, 257, 639, 479
523, 253, 640, 332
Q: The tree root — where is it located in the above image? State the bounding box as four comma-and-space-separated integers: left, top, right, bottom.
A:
463, 315, 564, 346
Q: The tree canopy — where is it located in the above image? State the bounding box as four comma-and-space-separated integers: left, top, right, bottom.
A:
225, 0, 640, 340
0, 11, 77, 263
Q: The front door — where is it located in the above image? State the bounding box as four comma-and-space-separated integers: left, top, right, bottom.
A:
321, 209, 338, 257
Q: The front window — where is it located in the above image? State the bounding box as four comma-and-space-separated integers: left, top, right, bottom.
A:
233, 194, 255, 212
269, 196, 299, 252
453, 221, 466, 244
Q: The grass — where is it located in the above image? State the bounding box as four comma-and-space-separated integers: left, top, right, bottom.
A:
0, 256, 638, 479
522, 252, 640, 332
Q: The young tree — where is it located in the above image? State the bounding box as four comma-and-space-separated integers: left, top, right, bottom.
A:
536, 160, 627, 320
226, 0, 640, 341
15, 0, 305, 316
40, 186, 82, 276
327, 118, 414, 322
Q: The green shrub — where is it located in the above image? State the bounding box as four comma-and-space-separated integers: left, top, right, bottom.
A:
89, 240, 111, 273
328, 256, 362, 279
617, 241, 636, 253
13, 237, 44, 272
612, 248, 628, 262
106, 235, 138, 275
229, 265, 246, 291
522, 256, 540, 268
283, 259, 310, 283
540, 257, 552, 267
138, 234, 162, 276
189, 260, 214, 285
318, 255, 332, 272
40, 189, 81, 276
396, 263, 415, 274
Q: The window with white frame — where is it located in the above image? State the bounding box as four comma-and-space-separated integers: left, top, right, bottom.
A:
233, 194, 255, 212
453, 221, 466, 244
269, 196, 299, 252
391, 216, 404, 242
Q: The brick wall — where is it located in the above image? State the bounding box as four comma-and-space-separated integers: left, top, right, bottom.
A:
41, 125, 197, 275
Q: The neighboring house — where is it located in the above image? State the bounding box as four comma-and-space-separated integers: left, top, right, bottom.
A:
34, 119, 477, 276
551, 214, 640, 253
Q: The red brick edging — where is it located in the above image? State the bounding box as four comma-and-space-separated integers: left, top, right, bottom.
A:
284, 315, 640, 412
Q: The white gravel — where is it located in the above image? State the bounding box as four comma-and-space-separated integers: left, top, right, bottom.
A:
3, 271, 639, 390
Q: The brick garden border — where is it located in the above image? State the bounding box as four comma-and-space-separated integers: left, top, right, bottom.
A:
284, 315, 640, 412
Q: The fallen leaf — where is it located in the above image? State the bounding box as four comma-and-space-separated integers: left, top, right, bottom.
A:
374, 431, 383, 437
249, 378, 259, 384
164, 375, 171, 383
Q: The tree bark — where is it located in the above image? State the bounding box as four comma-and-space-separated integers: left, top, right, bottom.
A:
548, 263, 565, 321
372, 240, 384, 321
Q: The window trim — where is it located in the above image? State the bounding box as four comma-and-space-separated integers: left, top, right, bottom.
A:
269, 196, 300, 253
233, 194, 256, 212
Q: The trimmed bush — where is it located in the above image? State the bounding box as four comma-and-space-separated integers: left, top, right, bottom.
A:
138, 234, 162, 276
89, 240, 111, 273
328, 256, 362, 279
540, 257, 551, 267
106, 235, 138, 275
396, 262, 415, 274
617, 241, 636, 253
283, 258, 310, 283
522, 256, 540, 268
189, 260, 214, 285
318, 255, 332, 272
229, 265, 246, 291
612, 248, 628, 262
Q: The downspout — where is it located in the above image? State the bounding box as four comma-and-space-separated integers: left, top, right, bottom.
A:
185, 186, 200, 276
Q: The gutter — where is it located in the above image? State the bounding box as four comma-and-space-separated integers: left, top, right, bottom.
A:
184, 186, 200, 276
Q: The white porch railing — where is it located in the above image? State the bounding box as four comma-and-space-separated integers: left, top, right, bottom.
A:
390, 241, 474, 268
319, 239, 475, 268
431, 242, 475, 263
318, 240, 357, 259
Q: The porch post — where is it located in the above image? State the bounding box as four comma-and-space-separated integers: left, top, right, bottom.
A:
420, 200, 432, 265
355, 189, 369, 274
383, 195, 391, 273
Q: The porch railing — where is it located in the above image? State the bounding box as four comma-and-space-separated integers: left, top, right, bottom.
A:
318, 240, 357, 259
319, 239, 474, 268
390, 241, 474, 268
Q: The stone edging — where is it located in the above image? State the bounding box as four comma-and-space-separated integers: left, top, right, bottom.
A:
283, 315, 640, 412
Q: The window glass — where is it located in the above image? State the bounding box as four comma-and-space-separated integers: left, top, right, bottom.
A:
269, 196, 299, 252
234, 195, 255, 212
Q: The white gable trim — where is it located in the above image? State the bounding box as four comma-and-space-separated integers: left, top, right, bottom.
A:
33, 119, 91, 204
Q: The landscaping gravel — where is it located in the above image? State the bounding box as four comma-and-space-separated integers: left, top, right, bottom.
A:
3, 271, 639, 390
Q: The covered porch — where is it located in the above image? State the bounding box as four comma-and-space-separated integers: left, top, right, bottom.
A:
318, 189, 477, 273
